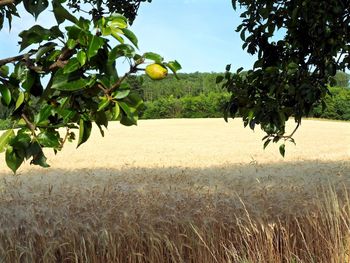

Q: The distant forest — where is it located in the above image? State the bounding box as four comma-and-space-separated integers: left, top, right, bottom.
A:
128, 71, 350, 121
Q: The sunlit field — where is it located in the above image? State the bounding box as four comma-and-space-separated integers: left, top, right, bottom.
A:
0, 118, 350, 262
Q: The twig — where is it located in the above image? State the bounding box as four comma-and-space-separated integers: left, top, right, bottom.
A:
283, 122, 300, 140
107, 61, 143, 93
21, 113, 36, 134
97, 83, 108, 94
59, 128, 71, 149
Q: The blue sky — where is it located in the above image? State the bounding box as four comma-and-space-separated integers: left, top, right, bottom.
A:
132, 0, 256, 72
0, 0, 256, 73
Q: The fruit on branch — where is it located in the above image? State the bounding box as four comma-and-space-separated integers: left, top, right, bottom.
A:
145, 63, 168, 80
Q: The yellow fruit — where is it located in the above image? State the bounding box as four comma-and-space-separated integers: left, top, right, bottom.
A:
145, 64, 168, 80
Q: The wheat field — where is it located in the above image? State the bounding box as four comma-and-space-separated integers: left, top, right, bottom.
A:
0, 118, 350, 262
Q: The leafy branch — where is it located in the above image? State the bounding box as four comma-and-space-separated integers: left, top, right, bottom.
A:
0, 1, 181, 173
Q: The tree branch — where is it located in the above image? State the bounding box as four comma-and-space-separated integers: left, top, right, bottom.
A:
0, 0, 14, 7
0, 54, 28, 67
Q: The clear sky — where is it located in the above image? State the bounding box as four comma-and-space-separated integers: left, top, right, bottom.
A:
0, 0, 256, 73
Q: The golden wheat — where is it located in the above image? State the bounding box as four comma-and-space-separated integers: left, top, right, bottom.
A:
0, 119, 349, 262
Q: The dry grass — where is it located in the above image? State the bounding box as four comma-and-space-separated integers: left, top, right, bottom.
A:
0, 118, 349, 262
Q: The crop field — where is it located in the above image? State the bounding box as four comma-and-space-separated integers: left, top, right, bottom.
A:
0, 118, 350, 262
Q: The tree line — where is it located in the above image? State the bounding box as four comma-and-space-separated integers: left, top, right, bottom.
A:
128, 71, 350, 120
2, 71, 349, 130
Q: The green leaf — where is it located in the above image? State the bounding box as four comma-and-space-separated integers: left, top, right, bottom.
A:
23, 0, 48, 19
166, 60, 182, 78
15, 92, 25, 110
46, 50, 61, 62
143, 52, 163, 63
63, 58, 81, 74
14, 62, 26, 82
1, 6, 17, 30
0, 65, 9, 77
121, 28, 138, 48
119, 102, 137, 126
35, 42, 57, 61
111, 29, 125, 44
87, 35, 105, 59
120, 115, 138, 126
21, 69, 36, 91
52, 0, 78, 25
29, 142, 49, 168
113, 89, 130, 99
108, 44, 135, 63
167, 60, 182, 72
112, 103, 120, 119
37, 131, 60, 148
95, 111, 108, 129
76, 50, 87, 66
108, 15, 128, 29
279, 144, 286, 157
240, 29, 246, 41
19, 25, 63, 51
253, 59, 263, 69
50, 26, 64, 39
249, 120, 256, 130
97, 97, 110, 112
0, 129, 15, 153
0, 85, 11, 106
66, 25, 83, 40
6, 146, 24, 173
101, 26, 112, 36
52, 69, 95, 91
34, 105, 52, 125
77, 17, 90, 30
13, 130, 31, 155
124, 92, 143, 109
31, 150, 50, 167
77, 118, 92, 148
66, 39, 77, 50
56, 108, 76, 124
263, 139, 271, 149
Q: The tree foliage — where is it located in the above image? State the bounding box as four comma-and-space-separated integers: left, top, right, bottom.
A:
0, 0, 180, 172
66, 0, 152, 24
142, 92, 230, 119
334, 71, 350, 88
139, 72, 224, 101
219, 0, 350, 148
0, 0, 152, 30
